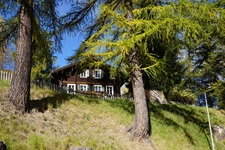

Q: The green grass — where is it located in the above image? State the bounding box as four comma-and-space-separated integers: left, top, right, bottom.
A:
0, 82, 225, 150
150, 104, 225, 150
0, 80, 10, 101
0, 80, 10, 87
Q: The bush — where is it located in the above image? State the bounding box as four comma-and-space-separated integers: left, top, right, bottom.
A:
168, 87, 197, 104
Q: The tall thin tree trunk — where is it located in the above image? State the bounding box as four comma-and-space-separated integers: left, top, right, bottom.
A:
124, 0, 150, 141
130, 47, 150, 141
9, 0, 33, 113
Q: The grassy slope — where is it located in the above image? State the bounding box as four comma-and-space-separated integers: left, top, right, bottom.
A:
0, 81, 225, 150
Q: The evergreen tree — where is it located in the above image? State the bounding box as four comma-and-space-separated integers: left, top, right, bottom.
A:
0, 48, 14, 70
180, 0, 225, 107
142, 36, 185, 95
31, 23, 55, 82
0, 0, 61, 113
59, 0, 225, 141
0, 18, 14, 70
192, 41, 225, 107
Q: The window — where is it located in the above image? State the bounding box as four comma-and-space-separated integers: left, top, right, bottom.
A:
93, 85, 103, 92
93, 69, 103, 79
79, 84, 88, 91
67, 84, 76, 94
80, 69, 89, 78
106, 86, 114, 95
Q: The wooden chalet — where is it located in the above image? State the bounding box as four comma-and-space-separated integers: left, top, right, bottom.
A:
51, 63, 123, 96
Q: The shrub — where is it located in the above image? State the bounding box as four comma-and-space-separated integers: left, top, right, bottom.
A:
168, 86, 197, 104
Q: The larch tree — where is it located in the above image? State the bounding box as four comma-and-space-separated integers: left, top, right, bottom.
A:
0, 47, 14, 70
31, 24, 55, 82
0, 0, 61, 113
10, 0, 34, 112
177, 1, 225, 107
0, 18, 14, 70
60, 0, 154, 141
63, 0, 225, 142
187, 38, 225, 107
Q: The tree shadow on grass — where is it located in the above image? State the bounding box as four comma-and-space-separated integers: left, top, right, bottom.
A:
107, 99, 212, 148
149, 103, 211, 148
29, 94, 212, 149
29, 93, 73, 112
75, 94, 100, 104
29, 93, 100, 113
106, 99, 135, 115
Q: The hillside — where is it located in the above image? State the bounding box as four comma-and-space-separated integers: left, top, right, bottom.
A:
0, 81, 225, 150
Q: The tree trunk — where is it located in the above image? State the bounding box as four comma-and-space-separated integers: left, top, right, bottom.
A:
129, 47, 150, 141
124, 0, 150, 141
9, 0, 33, 113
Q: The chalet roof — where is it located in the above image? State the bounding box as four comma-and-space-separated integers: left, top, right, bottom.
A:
52, 59, 114, 74
52, 63, 77, 73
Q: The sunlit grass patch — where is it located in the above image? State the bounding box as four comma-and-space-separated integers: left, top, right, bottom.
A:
0, 80, 10, 101
0, 85, 225, 150
150, 103, 225, 150
30, 85, 57, 100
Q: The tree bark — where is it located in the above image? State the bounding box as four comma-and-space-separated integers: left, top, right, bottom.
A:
124, 0, 150, 141
129, 47, 150, 141
9, 0, 33, 113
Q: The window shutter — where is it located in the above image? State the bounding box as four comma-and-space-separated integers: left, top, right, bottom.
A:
101, 70, 104, 78
86, 70, 89, 77
93, 70, 95, 77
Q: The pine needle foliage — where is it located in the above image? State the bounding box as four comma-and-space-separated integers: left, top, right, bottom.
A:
73, 0, 225, 78
0, 0, 62, 112
31, 20, 55, 82
175, 0, 225, 107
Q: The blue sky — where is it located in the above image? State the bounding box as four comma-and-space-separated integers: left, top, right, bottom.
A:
55, 2, 84, 68
54, 34, 83, 68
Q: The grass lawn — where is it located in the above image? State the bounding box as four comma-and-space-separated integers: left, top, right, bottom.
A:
0, 81, 225, 150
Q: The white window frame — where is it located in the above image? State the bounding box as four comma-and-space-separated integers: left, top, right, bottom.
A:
106, 85, 114, 95
93, 69, 103, 79
93, 85, 103, 92
67, 84, 76, 94
79, 84, 89, 91
80, 69, 89, 78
